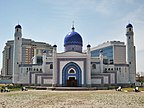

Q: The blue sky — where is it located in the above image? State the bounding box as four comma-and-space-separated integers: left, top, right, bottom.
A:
0, 0, 144, 73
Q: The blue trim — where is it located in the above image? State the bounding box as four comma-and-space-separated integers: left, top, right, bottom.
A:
114, 64, 129, 66
46, 62, 53, 64
91, 62, 100, 64
62, 62, 82, 86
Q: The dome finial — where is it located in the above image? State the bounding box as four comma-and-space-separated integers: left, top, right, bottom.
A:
72, 21, 75, 31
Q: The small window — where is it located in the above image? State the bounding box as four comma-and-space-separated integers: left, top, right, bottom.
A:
129, 37, 130, 39
37, 68, 39, 71
40, 68, 42, 71
34, 68, 35, 71
111, 68, 113, 71
69, 69, 75, 73
50, 64, 53, 69
68, 68, 76, 74
129, 28, 131, 31
18, 37, 19, 40
92, 64, 96, 69
119, 68, 121, 71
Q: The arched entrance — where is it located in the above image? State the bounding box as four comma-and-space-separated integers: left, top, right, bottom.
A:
62, 62, 82, 87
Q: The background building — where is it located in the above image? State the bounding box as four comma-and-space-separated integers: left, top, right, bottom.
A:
1, 38, 53, 80
91, 41, 126, 64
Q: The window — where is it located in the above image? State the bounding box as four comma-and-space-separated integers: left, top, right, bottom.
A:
50, 64, 53, 69
92, 64, 96, 69
68, 68, 76, 74
37, 68, 39, 71
129, 28, 131, 31
119, 68, 121, 71
69, 69, 75, 73
36, 49, 39, 54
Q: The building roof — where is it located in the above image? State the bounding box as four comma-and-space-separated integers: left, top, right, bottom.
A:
15, 24, 22, 29
126, 23, 133, 28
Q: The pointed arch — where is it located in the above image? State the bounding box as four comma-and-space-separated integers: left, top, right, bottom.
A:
62, 62, 82, 87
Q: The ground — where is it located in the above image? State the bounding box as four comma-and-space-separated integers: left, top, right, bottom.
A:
0, 90, 144, 108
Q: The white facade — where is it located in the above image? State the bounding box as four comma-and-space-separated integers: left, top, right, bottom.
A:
11, 24, 136, 87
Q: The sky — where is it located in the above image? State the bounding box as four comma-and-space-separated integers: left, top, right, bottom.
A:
0, 0, 144, 73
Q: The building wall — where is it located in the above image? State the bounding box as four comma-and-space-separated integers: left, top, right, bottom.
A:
114, 45, 126, 64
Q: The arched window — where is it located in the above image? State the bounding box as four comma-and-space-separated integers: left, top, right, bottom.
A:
40, 68, 42, 71
69, 69, 74, 73
129, 28, 131, 31
37, 68, 39, 71
34, 68, 35, 71
68, 68, 76, 74
50, 64, 53, 69
92, 64, 96, 69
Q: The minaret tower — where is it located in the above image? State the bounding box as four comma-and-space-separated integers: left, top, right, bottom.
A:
13, 24, 22, 83
126, 23, 136, 84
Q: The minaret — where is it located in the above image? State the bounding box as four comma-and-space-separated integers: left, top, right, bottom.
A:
42, 50, 47, 73
126, 23, 136, 84
52, 45, 57, 87
12, 24, 22, 83
87, 44, 91, 87
99, 50, 104, 73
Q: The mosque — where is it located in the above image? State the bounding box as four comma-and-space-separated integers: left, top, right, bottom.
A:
12, 23, 136, 87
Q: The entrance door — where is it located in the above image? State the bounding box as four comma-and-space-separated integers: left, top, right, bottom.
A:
66, 77, 77, 87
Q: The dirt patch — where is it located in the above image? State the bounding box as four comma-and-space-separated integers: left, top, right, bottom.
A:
0, 90, 144, 108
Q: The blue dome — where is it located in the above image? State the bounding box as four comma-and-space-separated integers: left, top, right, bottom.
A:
126, 23, 133, 28
64, 31, 83, 46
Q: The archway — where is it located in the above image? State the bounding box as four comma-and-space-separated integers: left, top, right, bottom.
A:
62, 62, 82, 87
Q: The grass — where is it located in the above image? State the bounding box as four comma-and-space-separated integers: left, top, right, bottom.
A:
0, 84, 35, 91
122, 87, 144, 92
